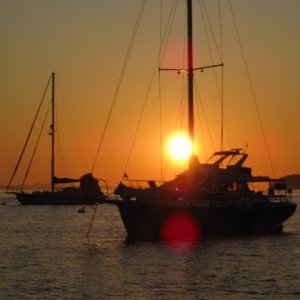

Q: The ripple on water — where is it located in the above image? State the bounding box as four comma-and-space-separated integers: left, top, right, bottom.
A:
0, 195, 300, 299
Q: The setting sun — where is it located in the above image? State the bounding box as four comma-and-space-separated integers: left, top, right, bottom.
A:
168, 134, 192, 161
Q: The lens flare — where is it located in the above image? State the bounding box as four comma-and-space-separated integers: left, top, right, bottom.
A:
161, 212, 200, 253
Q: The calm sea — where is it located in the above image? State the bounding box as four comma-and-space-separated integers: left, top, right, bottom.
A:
1, 192, 300, 299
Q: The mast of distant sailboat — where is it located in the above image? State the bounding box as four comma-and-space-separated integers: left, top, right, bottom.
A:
50, 72, 55, 192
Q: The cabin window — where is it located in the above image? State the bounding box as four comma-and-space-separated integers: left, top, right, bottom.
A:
228, 182, 249, 191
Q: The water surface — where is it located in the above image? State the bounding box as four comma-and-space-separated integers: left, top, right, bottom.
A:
1, 193, 300, 299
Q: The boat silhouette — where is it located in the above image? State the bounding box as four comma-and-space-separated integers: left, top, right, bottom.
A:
97, 0, 297, 242
7, 73, 106, 205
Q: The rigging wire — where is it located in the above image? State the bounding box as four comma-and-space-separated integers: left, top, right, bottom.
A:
228, 0, 275, 177
194, 92, 208, 159
86, 203, 98, 238
218, 0, 224, 151
162, 2, 189, 178
53, 85, 68, 179
199, 0, 222, 61
7, 74, 52, 189
218, 0, 223, 68
194, 80, 216, 154
123, 0, 179, 176
91, 0, 147, 173
86, 203, 126, 239
56, 130, 72, 180
163, 2, 187, 178
162, 79, 188, 178
159, 0, 163, 180
56, 78, 89, 173
21, 102, 51, 190
159, 1, 180, 64
198, 0, 231, 151
87, 2, 147, 237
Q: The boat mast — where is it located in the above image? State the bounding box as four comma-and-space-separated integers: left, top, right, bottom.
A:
187, 0, 194, 152
51, 72, 55, 192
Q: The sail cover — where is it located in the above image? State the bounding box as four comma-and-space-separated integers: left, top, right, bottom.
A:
53, 176, 80, 184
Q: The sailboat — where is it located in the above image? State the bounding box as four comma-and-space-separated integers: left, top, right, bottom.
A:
7, 73, 105, 205
102, 0, 296, 241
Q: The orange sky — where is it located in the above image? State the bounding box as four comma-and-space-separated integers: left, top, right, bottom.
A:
1, 0, 300, 188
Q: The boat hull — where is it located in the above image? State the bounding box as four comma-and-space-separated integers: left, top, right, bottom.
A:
114, 200, 297, 241
15, 192, 97, 205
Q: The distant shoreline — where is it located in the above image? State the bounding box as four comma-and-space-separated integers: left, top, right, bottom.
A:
281, 174, 300, 190
1, 174, 300, 192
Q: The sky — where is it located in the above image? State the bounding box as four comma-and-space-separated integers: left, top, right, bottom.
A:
1, 0, 300, 188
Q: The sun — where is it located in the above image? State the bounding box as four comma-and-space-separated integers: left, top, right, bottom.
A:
168, 134, 192, 161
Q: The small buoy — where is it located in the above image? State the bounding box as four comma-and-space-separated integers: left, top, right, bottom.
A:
78, 206, 85, 213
